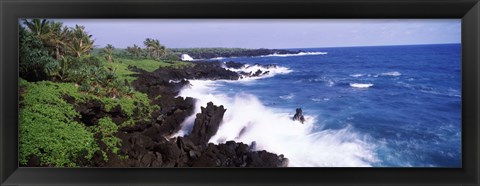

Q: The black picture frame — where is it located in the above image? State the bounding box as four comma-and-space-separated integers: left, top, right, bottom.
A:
1, 0, 479, 185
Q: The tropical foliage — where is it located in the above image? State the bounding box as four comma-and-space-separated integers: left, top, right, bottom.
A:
19, 80, 99, 167
19, 19, 190, 167
143, 38, 167, 60
126, 44, 142, 59
20, 19, 96, 82
19, 25, 58, 81
91, 117, 121, 161
102, 44, 115, 62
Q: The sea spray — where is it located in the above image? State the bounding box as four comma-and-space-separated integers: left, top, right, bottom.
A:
176, 80, 379, 167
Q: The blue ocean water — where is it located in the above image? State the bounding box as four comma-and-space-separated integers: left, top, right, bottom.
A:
182, 44, 461, 167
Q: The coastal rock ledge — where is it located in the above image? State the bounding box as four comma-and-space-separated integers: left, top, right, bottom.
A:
110, 101, 288, 167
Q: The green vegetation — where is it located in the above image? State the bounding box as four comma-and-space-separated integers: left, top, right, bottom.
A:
171, 47, 252, 57
101, 44, 115, 62
20, 19, 95, 82
143, 38, 167, 60
19, 80, 99, 167
102, 58, 192, 83
19, 19, 191, 167
102, 90, 158, 127
19, 76, 158, 166
91, 117, 121, 161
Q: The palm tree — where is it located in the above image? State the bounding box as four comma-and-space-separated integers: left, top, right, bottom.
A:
127, 44, 142, 58
22, 19, 49, 37
42, 22, 70, 60
102, 44, 115, 62
143, 38, 167, 60
65, 25, 94, 57
143, 38, 154, 58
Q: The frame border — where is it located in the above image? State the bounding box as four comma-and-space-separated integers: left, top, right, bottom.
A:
1, 0, 479, 185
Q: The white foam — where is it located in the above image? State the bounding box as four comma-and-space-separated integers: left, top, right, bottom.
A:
350, 83, 374, 88
226, 64, 293, 80
181, 54, 194, 61
260, 52, 328, 57
279, 93, 294, 100
327, 80, 335, 87
350, 74, 365, 78
380, 71, 402, 77
176, 80, 379, 167
210, 57, 227, 60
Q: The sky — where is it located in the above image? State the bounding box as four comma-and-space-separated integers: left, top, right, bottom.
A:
55, 19, 461, 49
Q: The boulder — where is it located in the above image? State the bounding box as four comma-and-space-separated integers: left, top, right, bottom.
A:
293, 108, 306, 124
246, 150, 289, 167
224, 61, 245, 69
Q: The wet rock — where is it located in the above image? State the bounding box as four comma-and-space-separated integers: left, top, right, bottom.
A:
293, 108, 306, 124
253, 69, 263, 77
190, 141, 288, 167
152, 139, 188, 167
224, 61, 245, 69
246, 150, 288, 167
188, 102, 227, 145
155, 96, 196, 136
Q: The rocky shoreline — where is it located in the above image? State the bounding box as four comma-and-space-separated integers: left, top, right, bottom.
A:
57, 61, 289, 167
171, 48, 303, 59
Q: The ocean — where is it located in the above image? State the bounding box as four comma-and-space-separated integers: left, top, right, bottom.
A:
176, 44, 462, 167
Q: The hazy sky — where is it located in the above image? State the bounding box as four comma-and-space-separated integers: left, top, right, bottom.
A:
56, 19, 461, 49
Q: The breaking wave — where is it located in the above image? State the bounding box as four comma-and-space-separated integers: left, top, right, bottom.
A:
225, 64, 293, 80
175, 79, 379, 167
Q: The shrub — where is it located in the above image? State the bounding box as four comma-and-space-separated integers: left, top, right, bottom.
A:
19, 25, 58, 82
19, 81, 99, 167
91, 117, 121, 161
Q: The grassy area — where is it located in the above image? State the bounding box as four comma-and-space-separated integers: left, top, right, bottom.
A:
102, 58, 193, 83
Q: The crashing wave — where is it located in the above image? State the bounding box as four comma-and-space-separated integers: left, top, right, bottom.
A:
180, 54, 194, 61
175, 80, 379, 167
226, 64, 293, 80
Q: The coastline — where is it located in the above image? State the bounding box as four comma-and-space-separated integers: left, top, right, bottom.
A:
110, 61, 290, 167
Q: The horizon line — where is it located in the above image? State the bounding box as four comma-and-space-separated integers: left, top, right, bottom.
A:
282, 42, 461, 50
95, 42, 461, 50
